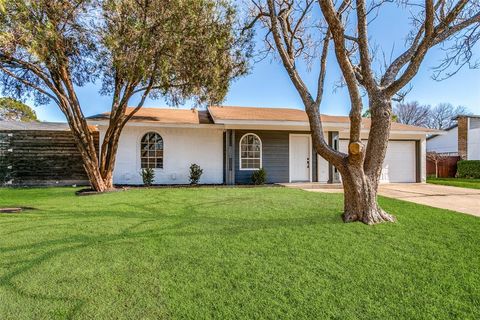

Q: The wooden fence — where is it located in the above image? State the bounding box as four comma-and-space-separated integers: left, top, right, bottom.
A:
0, 130, 99, 186
427, 156, 460, 178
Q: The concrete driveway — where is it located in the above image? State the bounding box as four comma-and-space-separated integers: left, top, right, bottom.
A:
284, 183, 480, 217
378, 184, 480, 217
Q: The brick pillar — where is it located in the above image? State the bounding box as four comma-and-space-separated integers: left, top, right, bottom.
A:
457, 116, 469, 160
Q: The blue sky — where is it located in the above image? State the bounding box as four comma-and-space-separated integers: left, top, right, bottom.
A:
15, 5, 480, 122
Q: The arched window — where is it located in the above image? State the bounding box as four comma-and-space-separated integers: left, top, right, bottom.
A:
140, 132, 163, 169
239, 133, 262, 170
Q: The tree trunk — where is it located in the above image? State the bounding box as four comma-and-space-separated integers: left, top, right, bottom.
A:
64, 112, 110, 192
340, 97, 396, 225
99, 116, 127, 190
340, 165, 396, 224
73, 134, 109, 192
81, 152, 109, 192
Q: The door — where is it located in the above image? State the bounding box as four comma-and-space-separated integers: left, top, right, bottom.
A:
290, 134, 311, 182
381, 141, 416, 183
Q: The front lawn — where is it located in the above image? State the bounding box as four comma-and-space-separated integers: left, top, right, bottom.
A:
427, 176, 480, 189
0, 187, 479, 319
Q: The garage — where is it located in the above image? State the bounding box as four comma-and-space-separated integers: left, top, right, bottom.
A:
380, 141, 417, 182
331, 140, 418, 183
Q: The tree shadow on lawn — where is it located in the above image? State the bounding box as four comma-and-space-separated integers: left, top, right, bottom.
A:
0, 200, 344, 318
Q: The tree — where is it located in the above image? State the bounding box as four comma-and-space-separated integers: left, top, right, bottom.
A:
428, 103, 470, 129
426, 152, 449, 178
394, 101, 431, 127
252, 0, 480, 224
0, 97, 37, 121
362, 107, 397, 122
0, 0, 250, 192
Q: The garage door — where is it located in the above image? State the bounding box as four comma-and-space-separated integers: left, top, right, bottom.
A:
339, 140, 417, 183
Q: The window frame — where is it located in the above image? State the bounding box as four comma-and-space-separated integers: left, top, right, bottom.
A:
140, 131, 164, 170
239, 133, 262, 171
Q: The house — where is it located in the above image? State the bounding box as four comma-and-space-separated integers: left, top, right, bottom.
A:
87, 106, 435, 185
427, 115, 480, 160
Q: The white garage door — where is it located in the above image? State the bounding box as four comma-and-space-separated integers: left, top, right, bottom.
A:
339, 140, 416, 183
381, 141, 416, 182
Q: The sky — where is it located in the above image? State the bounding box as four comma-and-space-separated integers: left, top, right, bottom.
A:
9, 3, 480, 122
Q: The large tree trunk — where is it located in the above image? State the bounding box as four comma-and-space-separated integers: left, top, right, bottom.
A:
340, 165, 396, 224
80, 151, 109, 192
99, 127, 123, 190
339, 98, 396, 224
69, 123, 110, 192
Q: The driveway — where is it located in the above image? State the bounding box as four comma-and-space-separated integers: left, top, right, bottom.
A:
378, 184, 480, 217
284, 183, 480, 217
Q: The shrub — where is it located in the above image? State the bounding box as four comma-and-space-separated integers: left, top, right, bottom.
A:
251, 168, 267, 185
457, 160, 480, 178
189, 163, 203, 184
140, 168, 155, 186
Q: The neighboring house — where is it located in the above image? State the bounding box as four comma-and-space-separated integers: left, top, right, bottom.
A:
87, 106, 436, 185
0, 121, 99, 186
427, 115, 480, 160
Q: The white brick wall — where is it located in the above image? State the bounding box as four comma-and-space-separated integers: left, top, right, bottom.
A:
98, 125, 224, 185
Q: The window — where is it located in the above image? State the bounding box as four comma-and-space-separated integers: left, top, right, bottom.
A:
140, 132, 163, 169
240, 133, 262, 170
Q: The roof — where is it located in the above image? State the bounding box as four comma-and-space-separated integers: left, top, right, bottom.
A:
0, 120, 98, 131
209, 106, 436, 132
87, 107, 213, 124
452, 114, 480, 120
86, 105, 438, 133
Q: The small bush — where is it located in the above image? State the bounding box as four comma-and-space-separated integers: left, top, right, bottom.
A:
140, 168, 155, 186
457, 160, 480, 178
189, 163, 203, 184
251, 168, 267, 185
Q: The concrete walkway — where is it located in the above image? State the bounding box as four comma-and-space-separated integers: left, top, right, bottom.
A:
282, 183, 480, 217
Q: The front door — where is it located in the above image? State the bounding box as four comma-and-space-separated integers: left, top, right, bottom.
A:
290, 134, 311, 182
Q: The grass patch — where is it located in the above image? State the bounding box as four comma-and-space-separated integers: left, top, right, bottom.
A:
0, 187, 479, 319
427, 177, 480, 189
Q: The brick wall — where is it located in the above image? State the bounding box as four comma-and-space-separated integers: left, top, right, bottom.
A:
457, 117, 469, 160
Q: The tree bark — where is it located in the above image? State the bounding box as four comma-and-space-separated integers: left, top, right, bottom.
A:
340, 164, 396, 224
70, 125, 109, 192
340, 98, 394, 224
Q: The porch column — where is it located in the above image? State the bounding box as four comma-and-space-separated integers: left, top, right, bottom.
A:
328, 131, 340, 184
224, 129, 235, 185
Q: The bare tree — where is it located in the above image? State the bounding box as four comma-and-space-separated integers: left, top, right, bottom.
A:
429, 103, 471, 129
394, 101, 431, 127
251, 0, 480, 224
426, 151, 449, 178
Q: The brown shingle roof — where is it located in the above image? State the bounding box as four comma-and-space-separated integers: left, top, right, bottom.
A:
87, 107, 213, 124
87, 106, 436, 132
208, 106, 437, 132
208, 105, 309, 122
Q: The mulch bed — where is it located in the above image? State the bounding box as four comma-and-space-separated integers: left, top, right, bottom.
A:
0, 207, 22, 214
75, 183, 282, 196
75, 188, 125, 196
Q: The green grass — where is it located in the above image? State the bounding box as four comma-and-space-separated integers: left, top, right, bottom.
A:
0, 187, 479, 320
427, 177, 480, 189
